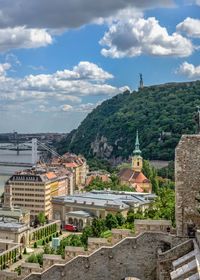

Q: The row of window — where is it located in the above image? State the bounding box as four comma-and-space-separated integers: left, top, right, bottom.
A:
13, 198, 45, 203
12, 192, 45, 197
10, 183, 43, 186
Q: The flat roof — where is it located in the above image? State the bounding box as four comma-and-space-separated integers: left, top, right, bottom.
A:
0, 207, 29, 219
52, 190, 153, 209
0, 221, 28, 230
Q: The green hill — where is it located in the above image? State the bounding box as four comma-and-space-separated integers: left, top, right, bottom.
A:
57, 80, 200, 161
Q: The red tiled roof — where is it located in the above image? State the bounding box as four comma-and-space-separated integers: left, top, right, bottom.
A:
135, 184, 144, 193
119, 168, 150, 184
132, 172, 150, 183
64, 162, 79, 168
118, 168, 134, 181
45, 172, 57, 179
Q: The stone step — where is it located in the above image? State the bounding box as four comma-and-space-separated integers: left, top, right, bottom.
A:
173, 251, 196, 270
170, 259, 197, 280
184, 272, 200, 280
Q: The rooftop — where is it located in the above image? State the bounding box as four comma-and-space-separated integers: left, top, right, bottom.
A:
52, 190, 154, 209
0, 220, 28, 231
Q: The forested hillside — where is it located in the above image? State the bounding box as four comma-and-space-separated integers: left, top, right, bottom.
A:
57, 80, 200, 161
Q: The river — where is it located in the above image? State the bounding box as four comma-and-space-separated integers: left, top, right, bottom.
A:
0, 147, 35, 195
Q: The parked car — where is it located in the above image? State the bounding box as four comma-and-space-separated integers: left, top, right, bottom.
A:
64, 224, 78, 232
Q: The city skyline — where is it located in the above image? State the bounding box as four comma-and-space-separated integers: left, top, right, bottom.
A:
0, 0, 200, 132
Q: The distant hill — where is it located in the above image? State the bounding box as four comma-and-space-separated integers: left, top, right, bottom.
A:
57, 80, 200, 161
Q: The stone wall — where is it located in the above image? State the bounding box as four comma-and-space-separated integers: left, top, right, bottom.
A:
24, 232, 186, 280
21, 263, 42, 278
134, 219, 172, 235
157, 239, 194, 280
0, 270, 21, 280
43, 254, 66, 269
111, 229, 133, 243
65, 247, 87, 262
175, 135, 200, 237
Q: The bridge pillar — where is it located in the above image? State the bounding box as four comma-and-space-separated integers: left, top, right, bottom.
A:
32, 138, 38, 165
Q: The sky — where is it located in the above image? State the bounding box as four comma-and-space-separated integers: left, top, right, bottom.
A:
0, 0, 200, 133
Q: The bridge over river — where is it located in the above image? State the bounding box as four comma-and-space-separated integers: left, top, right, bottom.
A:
0, 162, 33, 168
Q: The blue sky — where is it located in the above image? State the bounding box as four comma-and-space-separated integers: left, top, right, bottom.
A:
0, 0, 200, 133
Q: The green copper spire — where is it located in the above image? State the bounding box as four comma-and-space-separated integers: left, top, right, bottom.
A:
133, 130, 141, 155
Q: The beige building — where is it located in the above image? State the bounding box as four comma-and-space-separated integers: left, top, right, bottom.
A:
52, 190, 154, 229
86, 171, 110, 186
51, 153, 88, 190
4, 167, 70, 221
0, 219, 29, 245
0, 206, 30, 225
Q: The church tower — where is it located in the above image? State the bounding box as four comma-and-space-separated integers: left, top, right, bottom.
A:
132, 130, 143, 172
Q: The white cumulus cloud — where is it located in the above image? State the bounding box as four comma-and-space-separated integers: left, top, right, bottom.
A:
0, 61, 127, 115
177, 17, 200, 38
176, 62, 200, 79
100, 17, 194, 58
0, 63, 11, 76
0, 26, 52, 52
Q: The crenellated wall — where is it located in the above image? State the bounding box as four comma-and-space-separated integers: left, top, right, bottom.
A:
24, 232, 187, 280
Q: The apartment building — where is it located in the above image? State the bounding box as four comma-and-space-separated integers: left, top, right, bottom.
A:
51, 153, 88, 189
4, 167, 71, 221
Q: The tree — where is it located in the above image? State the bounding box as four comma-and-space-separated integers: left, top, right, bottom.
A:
81, 226, 93, 246
37, 212, 46, 225
91, 218, 106, 237
115, 212, 126, 226
27, 254, 38, 263
105, 213, 118, 230
36, 253, 43, 266
43, 245, 51, 254
143, 160, 159, 194
33, 215, 39, 228
144, 187, 175, 226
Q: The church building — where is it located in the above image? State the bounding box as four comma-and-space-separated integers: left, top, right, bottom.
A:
118, 131, 152, 193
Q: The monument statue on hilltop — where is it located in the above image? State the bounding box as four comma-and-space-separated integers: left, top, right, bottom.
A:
139, 73, 144, 90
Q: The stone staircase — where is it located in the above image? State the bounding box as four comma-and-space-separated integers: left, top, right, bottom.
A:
170, 241, 200, 280
23, 232, 186, 280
